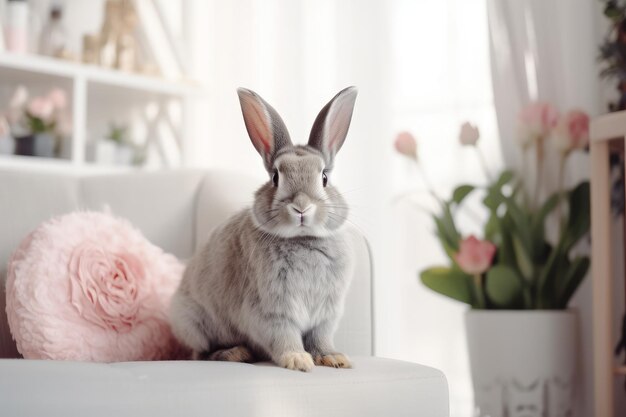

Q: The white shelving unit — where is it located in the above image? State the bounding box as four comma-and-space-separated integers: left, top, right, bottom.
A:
0, 51, 205, 171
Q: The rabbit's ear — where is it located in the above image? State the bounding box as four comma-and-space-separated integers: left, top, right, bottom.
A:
237, 88, 292, 170
308, 86, 357, 167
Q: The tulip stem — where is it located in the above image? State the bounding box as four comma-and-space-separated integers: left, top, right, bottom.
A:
521, 148, 530, 208
556, 153, 567, 238
415, 161, 444, 204
475, 147, 493, 182
473, 274, 486, 309
532, 137, 545, 210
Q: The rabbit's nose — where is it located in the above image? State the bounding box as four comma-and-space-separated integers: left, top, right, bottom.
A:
290, 205, 313, 215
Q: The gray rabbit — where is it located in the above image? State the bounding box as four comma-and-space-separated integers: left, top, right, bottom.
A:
169, 87, 358, 371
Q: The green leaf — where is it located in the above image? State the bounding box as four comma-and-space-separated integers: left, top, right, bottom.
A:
496, 170, 515, 188
486, 265, 523, 308
563, 182, 590, 251
535, 192, 561, 226
485, 213, 500, 242
531, 192, 561, 249
512, 236, 534, 281
434, 203, 460, 251
420, 267, 473, 305
496, 215, 517, 267
452, 185, 475, 205
441, 239, 458, 265
433, 215, 457, 252
505, 200, 533, 253
557, 257, 590, 308
536, 247, 568, 309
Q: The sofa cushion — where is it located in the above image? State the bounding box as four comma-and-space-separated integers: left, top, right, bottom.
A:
0, 357, 448, 417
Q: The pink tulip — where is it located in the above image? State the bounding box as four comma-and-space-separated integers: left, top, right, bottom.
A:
27, 97, 54, 121
517, 102, 559, 148
551, 109, 589, 153
454, 235, 497, 275
9, 85, 28, 109
394, 131, 418, 160
459, 122, 480, 146
47, 88, 67, 110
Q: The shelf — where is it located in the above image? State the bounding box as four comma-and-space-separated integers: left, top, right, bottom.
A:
0, 154, 137, 174
0, 52, 203, 97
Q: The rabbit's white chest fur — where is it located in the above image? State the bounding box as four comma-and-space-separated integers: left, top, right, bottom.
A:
255, 236, 351, 331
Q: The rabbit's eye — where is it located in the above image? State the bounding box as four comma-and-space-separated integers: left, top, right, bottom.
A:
272, 171, 279, 187
322, 172, 328, 187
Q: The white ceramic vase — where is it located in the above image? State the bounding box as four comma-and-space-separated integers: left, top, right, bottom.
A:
115, 144, 135, 166
92, 139, 117, 165
465, 310, 579, 417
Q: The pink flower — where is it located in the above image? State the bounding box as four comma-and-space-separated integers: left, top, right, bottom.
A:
27, 97, 54, 121
517, 102, 560, 148
394, 131, 418, 159
454, 235, 497, 275
459, 122, 480, 146
68, 243, 145, 333
47, 88, 67, 110
551, 109, 589, 153
9, 85, 28, 109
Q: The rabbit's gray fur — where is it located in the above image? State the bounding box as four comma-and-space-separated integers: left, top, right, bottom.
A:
170, 87, 358, 371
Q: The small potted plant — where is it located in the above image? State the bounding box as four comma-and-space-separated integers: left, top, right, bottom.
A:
90, 123, 140, 166
3, 85, 70, 158
394, 103, 590, 417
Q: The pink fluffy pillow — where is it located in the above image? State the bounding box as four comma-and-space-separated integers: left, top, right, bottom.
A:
5, 211, 185, 361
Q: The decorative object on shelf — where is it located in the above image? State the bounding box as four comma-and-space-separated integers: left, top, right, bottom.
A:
0, 115, 14, 155
115, 0, 139, 72
80, 0, 154, 74
38, 2, 69, 59
89, 122, 140, 166
81, 34, 100, 65
4, 0, 29, 54
2, 85, 71, 158
394, 103, 591, 417
98, 0, 121, 68
133, 0, 183, 79
108, 123, 135, 165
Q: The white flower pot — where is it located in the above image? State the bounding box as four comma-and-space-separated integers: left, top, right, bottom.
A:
465, 310, 579, 417
91, 139, 117, 165
115, 144, 135, 166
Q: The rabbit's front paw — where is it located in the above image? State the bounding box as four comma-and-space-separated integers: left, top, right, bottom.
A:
277, 351, 315, 372
313, 352, 352, 368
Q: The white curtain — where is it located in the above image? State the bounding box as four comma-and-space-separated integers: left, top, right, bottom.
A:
188, 1, 501, 415
486, 1, 626, 415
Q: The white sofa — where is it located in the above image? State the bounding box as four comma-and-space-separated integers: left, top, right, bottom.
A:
0, 168, 448, 417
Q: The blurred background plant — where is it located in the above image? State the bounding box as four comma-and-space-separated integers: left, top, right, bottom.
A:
105, 123, 128, 145
3, 85, 69, 138
395, 104, 591, 310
